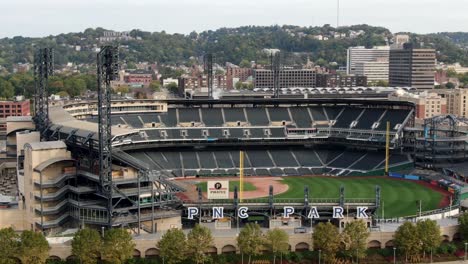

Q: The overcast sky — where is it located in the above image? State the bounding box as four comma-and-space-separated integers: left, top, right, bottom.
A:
2, 0, 467, 38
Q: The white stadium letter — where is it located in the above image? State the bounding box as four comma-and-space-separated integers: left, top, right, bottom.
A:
238, 207, 249, 219
188, 207, 199, 220
333, 206, 344, 218
357, 207, 369, 218
284, 206, 295, 218
213, 207, 224, 219
307, 206, 320, 218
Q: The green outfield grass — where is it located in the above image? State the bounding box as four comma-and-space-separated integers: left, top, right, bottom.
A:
275, 177, 443, 218
196, 180, 256, 192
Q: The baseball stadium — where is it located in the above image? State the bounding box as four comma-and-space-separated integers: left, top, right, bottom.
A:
2, 47, 468, 260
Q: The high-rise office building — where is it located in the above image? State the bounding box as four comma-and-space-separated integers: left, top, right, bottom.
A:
389, 44, 436, 90
346, 46, 390, 74
354, 59, 389, 84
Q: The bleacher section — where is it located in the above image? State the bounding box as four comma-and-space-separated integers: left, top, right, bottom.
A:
129, 148, 412, 177
86, 107, 411, 133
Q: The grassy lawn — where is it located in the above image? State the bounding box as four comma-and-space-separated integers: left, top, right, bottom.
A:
196, 180, 256, 192
275, 177, 443, 218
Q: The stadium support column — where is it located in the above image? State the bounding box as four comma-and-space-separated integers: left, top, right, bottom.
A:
385, 121, 390, 175
97, 46, 119, 228
33, 48, 54, 136
204, 54, 213, 99
273, 52, 281, 98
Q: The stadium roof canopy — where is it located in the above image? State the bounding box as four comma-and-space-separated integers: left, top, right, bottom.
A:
49, 106, 136, 140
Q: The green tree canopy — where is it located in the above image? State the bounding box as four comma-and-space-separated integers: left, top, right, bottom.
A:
341, 220, 370, 261
459, 212, 468, 241
71, 228, 102, 264
264, 228, 289, 264
158, 228, 187, 264
0, 227, 19, 264
17, 230, 50, 264
237, 223, 264, 264
186, 224, 214, 264
0, 79, 14, 99
394, 221, 422, 262
149, 81, 161, 92
417, 219, 441, 260
313, 222, 341, 264
445, 82, 455, 89
101, 228, 135, 264
239, 59, 251, 68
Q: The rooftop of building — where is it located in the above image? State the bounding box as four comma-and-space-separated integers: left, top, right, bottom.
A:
25, 141, 67, 151
6, 116, 32, 122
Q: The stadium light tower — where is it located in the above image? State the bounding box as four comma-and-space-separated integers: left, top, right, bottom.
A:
33, 48, 54, 135
97, 45, 119, 228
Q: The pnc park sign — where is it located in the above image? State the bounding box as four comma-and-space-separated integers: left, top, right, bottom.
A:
187, 206, 370, 220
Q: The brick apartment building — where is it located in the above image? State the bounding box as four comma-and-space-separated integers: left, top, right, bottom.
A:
226, 67, 253, 89
124, 70, 154, 87
0, 100, 31, 131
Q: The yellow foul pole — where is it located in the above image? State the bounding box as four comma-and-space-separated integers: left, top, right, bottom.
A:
239, 151, 244, 202
385, 121, 390, 176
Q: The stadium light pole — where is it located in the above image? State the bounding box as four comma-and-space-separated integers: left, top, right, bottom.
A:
430, 247, 432, 263
465, 242, 467, 262
393, 247, 396, 264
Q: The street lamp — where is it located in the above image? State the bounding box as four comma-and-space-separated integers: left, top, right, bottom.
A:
430, 247, 433, 263
319, 249, 322, 264
464, 242, 467, 262
393, 247, 396, 264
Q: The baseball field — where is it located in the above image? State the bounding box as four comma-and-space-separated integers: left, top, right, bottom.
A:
275, 177, 447, 218
185, 176, 449, 218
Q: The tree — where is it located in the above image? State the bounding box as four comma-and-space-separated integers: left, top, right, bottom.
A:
239, 59, 251, 68
459, 212, 468, 241
166, 82, 179, 95
56, 91, 70, 98
149, 81, 161, 92
115, 85, 130, 95
446, 68, 458, 78
417, 219, 441, 259
264, 228, 289, 264
237, 223, 264, 264
101, 228, 135, 264
394, 222, 422, 262
17, 230, 50, 264
0, 227, 19, 264
158, 228, 187, 264
341, 220, 370, 262
187, 224, 214, 264
0, 79, 14, 99
313, 222, 340, 264
445, 82, 455, 89
71, 228, 102, 264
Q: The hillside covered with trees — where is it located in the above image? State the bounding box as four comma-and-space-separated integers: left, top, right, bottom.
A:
1, 24, 468, 72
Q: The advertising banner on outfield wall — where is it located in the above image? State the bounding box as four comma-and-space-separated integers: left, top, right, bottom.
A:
207, 181, 229, 199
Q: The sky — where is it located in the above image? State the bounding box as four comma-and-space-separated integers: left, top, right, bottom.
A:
1, 0, 468, 38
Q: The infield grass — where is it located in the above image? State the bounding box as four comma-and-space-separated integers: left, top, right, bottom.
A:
196, 180, 256, 192
275, 177, 443, 218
